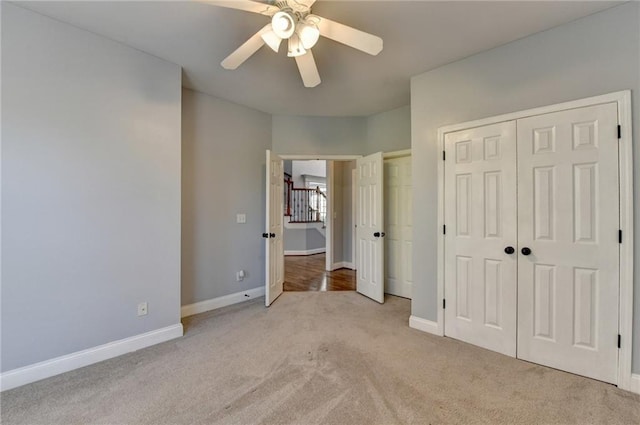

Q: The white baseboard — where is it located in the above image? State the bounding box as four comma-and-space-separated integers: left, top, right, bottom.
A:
331, 261, 355, 270
181, 286, 265, 318
284, 219, 325, 231
284, 248, 326, 256
628, 373, 640, 395
409, 315, 441, 336
0, 324, 183, 392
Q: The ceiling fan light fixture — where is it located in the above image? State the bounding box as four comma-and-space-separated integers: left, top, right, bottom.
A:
287, 33, 307, 57
261, 27, 282, 52
297, 20, 319, 49
271, 11, 295, 39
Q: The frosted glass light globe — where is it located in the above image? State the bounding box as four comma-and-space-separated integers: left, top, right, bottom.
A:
272, 11, 295, 39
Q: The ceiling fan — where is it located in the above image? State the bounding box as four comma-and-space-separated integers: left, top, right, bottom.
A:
201, 0, 383, 87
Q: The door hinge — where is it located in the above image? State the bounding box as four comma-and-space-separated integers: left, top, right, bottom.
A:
617, 125, 621, 139
619, 230, 622, 244
618, 334, 621, 348
443, 225, 446, 235
443, 150, 446, 161
443, 299, 446, 309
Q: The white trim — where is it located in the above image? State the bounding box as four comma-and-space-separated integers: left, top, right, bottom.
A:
438, 91, 631, 134
284, 220, 324, 230
352, 168, 358, 270
409, 316, 441, 336
331, 261, 355, 271
629, 374, 640, 395
0, 324, 183, 392
383, 149, 411, 159
284, 247, 326, 256
617, 90, 635, 392
325, 160, 334, 272
436, 90, 633, 391
279, 154, 361, 160
181, 286, 265, 318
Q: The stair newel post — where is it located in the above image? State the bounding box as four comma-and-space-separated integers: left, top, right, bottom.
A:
286, 179, 291, 217
315, 186, 321, 222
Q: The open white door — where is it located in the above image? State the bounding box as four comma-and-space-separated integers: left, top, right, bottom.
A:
356, 152, 385, 303
265, 150, 284, 307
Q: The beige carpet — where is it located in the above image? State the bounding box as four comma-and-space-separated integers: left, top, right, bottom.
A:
1, 292, 639, 424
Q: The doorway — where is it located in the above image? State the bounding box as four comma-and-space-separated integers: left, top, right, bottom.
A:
266, 152, 414, 305
282, 158, 357, 292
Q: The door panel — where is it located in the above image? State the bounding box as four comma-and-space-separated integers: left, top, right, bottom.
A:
356, 152, 384, 303
516, 102, 619, 384
384, 156, 412, 298
444, 121, 518, 357
265, 150, 284, 307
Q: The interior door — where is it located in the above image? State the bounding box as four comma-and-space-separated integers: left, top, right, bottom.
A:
444, 121, 518, 357
356, 152, 384, 303
384, 155, 413, 299
265, 150, 284, 307
516, 103, 619, 383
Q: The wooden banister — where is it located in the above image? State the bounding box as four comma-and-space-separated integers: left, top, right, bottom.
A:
284, 177, 326, 224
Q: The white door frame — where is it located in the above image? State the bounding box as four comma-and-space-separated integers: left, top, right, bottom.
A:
352, 168, 358, 271
383, 149, 411, 160
326, 160, 334, 271
436, 91, 634, 392
279, 155, 361, 271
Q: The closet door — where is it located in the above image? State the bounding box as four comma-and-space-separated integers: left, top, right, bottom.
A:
516, 103, 619, 384
444, 121, 518, 357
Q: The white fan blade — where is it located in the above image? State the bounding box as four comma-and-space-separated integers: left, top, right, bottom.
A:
221, 24, 271, 70
198, 0, 278, 16
294, 51, 321, 88
317, 17, 383, 56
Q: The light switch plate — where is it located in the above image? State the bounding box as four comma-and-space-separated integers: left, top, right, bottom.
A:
236, 214, 246, 224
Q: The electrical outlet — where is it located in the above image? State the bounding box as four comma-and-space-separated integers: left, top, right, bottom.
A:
236, 213, 246, 224
137, 302, 148, 316
236, 270, 245, 281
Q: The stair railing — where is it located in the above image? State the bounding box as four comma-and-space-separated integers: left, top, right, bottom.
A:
284, 176, 326, 224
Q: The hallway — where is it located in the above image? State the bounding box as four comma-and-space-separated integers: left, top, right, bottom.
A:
284, 254, 356, 291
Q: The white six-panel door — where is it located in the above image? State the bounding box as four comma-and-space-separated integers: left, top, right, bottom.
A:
444, 122, 518, 357
516, 103, 619, 384
356, 152, 385, 303
384, 156, 413, 299
265, 150, 284, 307
442, 102, 621, 383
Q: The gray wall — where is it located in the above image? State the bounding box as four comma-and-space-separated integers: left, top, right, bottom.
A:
284, 160, 293, 176
284, 227, 325, 252
410, 2, 640, 371
366, 105, 411, 154
272, 109, 410, 156
182, 89, 271, 306
1, 4, 182, 372
291, 160, 326, 188
272, 115, 367, 155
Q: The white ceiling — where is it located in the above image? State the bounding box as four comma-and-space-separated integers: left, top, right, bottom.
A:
13, 1, 621, 116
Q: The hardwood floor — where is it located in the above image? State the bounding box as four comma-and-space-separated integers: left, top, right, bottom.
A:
284, 253, 356, 291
